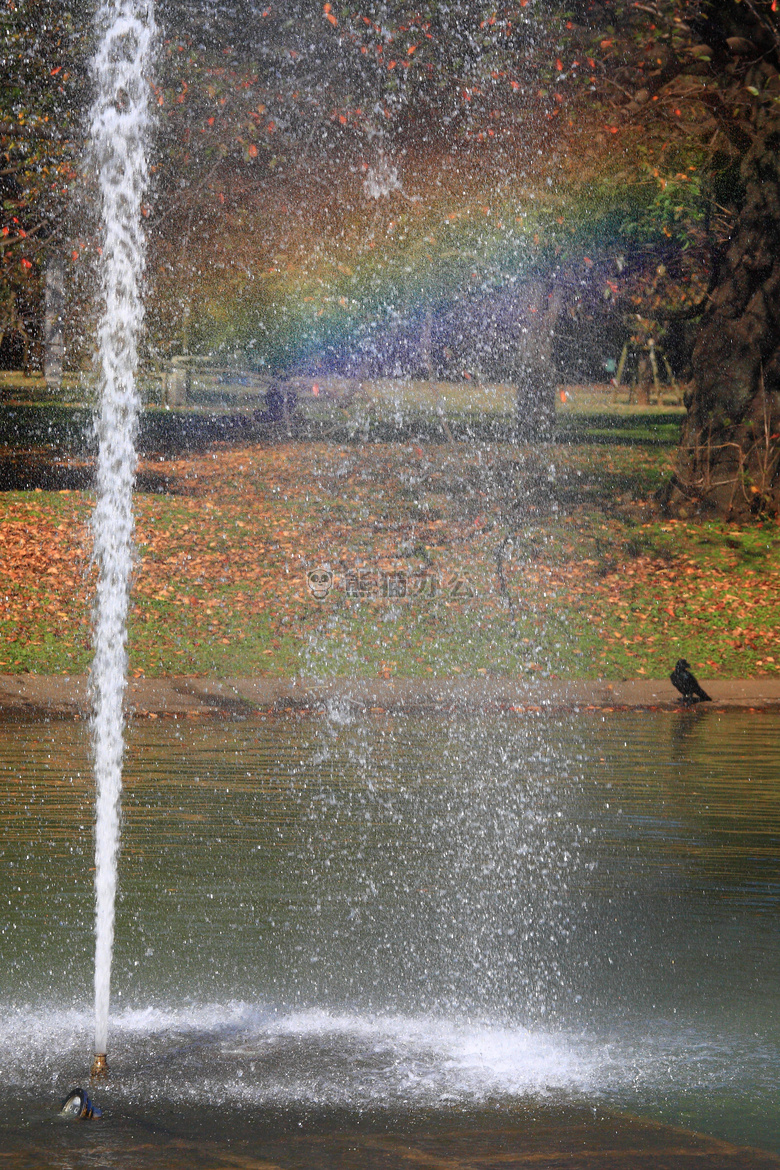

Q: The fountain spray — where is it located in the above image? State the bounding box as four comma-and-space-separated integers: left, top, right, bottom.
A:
89, 0, 156, 1077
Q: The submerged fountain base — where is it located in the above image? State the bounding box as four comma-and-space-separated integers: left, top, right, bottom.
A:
59, 1088, 102, 1120
90, 1053, 108, 1081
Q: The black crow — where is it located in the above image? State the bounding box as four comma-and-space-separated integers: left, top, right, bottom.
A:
670, 658, 712, 702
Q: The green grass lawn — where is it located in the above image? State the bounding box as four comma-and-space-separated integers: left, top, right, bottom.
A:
0, 406, 778, 680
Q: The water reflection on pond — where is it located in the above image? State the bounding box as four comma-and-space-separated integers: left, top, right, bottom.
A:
0, 709, 778, 1163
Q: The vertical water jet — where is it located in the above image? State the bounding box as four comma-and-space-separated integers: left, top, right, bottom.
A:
89, 0, 156, 1071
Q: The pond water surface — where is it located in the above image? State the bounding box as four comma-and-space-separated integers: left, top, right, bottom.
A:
1, 708, 777, 1166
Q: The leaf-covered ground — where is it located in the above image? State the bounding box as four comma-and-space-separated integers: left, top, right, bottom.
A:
1, 439, 779, 679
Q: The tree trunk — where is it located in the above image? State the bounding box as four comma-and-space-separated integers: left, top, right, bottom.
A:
666, 121, 780, 517
507, 279, 561, 442
44, 252, 66, 391
419, 308, 433, 380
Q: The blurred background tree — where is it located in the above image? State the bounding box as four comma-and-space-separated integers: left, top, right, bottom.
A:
2, 0, 779, 513
0, 0, 91, 370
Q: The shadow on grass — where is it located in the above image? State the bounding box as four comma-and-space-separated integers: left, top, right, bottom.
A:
0, 401, 684, 451
0, 449, 173, 494
0, 401, 680, 508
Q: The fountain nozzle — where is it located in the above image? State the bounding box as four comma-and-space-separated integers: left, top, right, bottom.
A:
90, 1053, 108, 1081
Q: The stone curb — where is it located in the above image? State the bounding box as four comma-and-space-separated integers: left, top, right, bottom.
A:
1, 674, 780, 720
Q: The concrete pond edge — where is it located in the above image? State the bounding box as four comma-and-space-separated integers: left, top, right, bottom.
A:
2, 674, 780, 720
